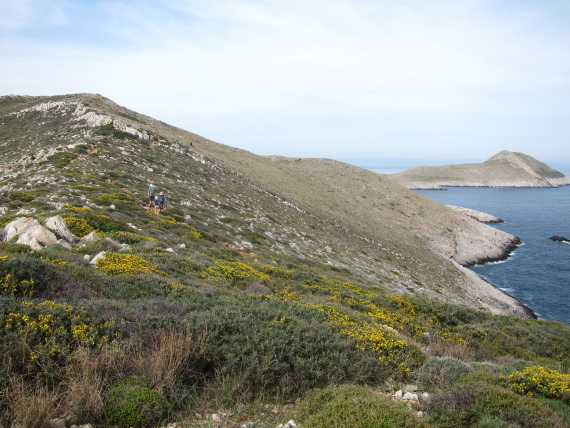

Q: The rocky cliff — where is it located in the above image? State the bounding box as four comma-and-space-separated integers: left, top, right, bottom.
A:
390, 150, 570, 189
0, 93, 533, 317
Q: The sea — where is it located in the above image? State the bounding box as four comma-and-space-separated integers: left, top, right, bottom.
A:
364, 167, 570, 326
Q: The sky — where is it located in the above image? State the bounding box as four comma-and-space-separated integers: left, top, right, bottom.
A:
1, 0, 570, 164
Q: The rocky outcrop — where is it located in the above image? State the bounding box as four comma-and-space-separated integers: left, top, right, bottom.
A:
3, 218, 58, 249
3, 216, 79, 250
390, 150, 570, 189
550, 235, 570, 243
446, 206, 503, 223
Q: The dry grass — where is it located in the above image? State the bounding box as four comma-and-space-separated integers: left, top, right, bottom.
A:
5, 377, 61, 428
65, 345, 126, 422
133, 328, 206, 396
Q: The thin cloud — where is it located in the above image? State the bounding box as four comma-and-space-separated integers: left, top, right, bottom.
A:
1, 0, 569, 161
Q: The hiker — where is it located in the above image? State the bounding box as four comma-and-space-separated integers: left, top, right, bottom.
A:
157, 192, 167, 212
147, 183, 155, 207
153, 196, 160, 213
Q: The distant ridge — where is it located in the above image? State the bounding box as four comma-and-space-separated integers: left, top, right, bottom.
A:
389, 150, 570, 189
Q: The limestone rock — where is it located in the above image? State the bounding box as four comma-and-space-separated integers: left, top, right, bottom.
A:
16, 232, 43, 251
45, 215, 78, 243
3, 217, 40, 242
48, 239, 72, 250
90, 251, 107, 265
80, 231, 99, 243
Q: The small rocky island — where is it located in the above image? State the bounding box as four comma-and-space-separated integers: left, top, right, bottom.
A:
550, 236, 570, 243
389, 150, 570, 189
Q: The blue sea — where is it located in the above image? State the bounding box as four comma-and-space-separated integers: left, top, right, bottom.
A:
411, 186, 570, 326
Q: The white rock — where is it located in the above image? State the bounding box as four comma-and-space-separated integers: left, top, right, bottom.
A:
16, 232, 43, 251
393, 390, 403, 399
165, 248, 174, 252
80, 231, 99, 243
109, 204, 115, 210
83, 254, 91, 262
45, 215, 78, 243
3, 217, 40, 241
402, 392, 419, 402
49, 418, 66, 428
177, 243, 186, 248
211, 413, 223, 423
90, 251, 107, 265
53, 239, 72, 250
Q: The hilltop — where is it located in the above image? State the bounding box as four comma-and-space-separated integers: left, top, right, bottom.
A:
1, 94, 570, 427
0, 93, 528, 316
390, 150, 570, 189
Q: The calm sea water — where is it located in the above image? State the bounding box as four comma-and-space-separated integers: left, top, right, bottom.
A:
412, 186, 570, 326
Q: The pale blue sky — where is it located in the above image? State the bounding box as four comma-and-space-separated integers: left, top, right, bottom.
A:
1, 0, 569, 163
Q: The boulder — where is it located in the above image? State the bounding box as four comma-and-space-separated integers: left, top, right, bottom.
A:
16, 232, 43, 251
45, 215, 78, 243
3, 217, 40, 241
80, 231, 99, 243
25, 224, 58, 246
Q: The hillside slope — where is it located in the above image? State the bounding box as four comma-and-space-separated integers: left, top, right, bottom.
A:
390, 150, 570, 189
0, 93, 530, 317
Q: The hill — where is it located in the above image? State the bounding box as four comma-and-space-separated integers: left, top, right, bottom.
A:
1, 94, 569, 427
389, 150, 570, 189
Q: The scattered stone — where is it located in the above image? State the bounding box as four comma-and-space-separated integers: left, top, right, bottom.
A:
83, 254, 91, 262
109, 204, 115, 210
80, 231, 99, 243
90, 251, 107, 265
177, 243, 186, 248
211, 413, 223, 423
403, 384, 418, 393
402, 392, 419, 402
49, 418, 66, 428
50, 239, 72, 250
393, 390, 403, 399
16, 208, 35, 215
165, 248, 174, 252
277, 420, 298, 428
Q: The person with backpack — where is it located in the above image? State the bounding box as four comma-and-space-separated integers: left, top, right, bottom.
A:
147, 183, 155, 208
157, 192, 167, 212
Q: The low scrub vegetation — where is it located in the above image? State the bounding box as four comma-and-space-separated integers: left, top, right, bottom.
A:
0, 97, 569, 427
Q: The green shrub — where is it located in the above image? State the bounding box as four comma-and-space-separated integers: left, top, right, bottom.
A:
0, 256, 98, 300
297, 384, 426, 428
425, 382, 566, 428
185, 295, 388, 400
417, 356, 473, 390
104, 376, 170, 427
9, 191, 35, 202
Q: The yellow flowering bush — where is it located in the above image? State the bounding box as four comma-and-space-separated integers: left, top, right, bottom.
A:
505, 366, 570, 402
161, 282, 187, 295
318, 304, 414, 374
0, 273, 34, 297
63, 203, 92, 211
99, 192, 131, 201
259, 265, 295, 279
108, 231, 158, 244
3, 300, 116, 370
96, 252, 164, 276
201, 261, 271, 284
74, 184, 97, 191
64, 216, 94, 237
